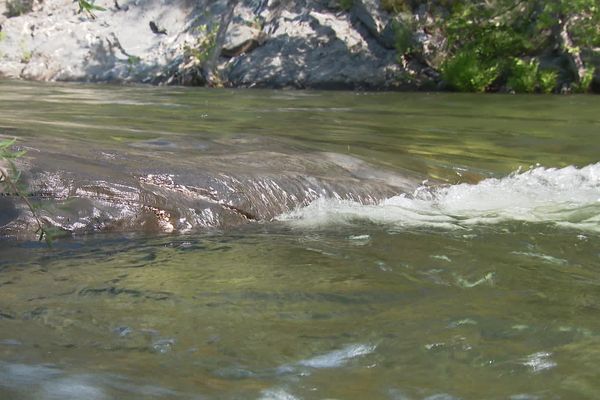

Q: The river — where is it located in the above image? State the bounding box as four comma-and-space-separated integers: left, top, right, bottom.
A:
1, 81, 600, 399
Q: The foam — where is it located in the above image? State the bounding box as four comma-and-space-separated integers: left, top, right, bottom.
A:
278, 163, 600, 232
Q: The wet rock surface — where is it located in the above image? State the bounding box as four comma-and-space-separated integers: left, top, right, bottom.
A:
0, 138, 422, 239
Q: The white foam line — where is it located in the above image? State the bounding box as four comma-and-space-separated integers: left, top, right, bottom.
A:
277, 163, 600, 232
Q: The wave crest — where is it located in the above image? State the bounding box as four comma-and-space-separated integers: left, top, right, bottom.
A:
277, 163, 600, 231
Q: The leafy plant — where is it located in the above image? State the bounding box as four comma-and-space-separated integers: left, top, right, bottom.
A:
437, 0, 600, 92
394, 19, 414, 56
127, 55, 141, 65
245, 17, 264, 30
6, 0, 33, 17
183, 24, 220, 66
536, 1, 600, 48
77, 0, 106, 19
381, 0, 411, 13
572, 68, 595, 93
339, 0, 353, 11
21, 50, 32, 63
0, 138, 52, 244
441, 50, 499, 92
507, 58, 539, 93
538, 69, 558, 93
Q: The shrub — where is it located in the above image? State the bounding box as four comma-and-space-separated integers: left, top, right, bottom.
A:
439, 0, 600, 93
183, 24, 220, 66
381, 0, 411, 13
394, 20, 414, 56
6, 0, 33, 17
77, 0, 106, 19
339, 0, 353, 11
507, 58, 539, 93
441, 50, 499, 92
572, 68, 595, 93
538, 69, 557, 94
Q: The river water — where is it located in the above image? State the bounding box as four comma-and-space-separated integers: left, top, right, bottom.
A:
1, 81, 600, 399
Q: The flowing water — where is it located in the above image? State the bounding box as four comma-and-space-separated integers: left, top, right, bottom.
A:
1, 80, 600, 399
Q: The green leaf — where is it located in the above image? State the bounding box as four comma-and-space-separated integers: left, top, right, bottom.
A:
9, 162, 21, 183
0, 138, 16, 149
79, 0, 106, 11
1, 150, 26, 159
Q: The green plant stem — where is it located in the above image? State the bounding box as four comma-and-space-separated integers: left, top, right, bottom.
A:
0, 167, 47, 241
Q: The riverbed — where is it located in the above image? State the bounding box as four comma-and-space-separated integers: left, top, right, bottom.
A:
1, 81, 600, 399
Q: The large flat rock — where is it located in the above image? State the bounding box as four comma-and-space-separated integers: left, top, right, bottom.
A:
0, 136, 422, 239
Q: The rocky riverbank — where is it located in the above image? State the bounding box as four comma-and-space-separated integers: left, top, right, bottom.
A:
1, 0, 599, 91
0, 0, 416, 89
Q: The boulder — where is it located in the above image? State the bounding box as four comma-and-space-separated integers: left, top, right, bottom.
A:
0, 0, 408, 89
0, 136, 422, 240
226, 8, 402, 89
221, 3, 266, 57
351, 0, 395, 49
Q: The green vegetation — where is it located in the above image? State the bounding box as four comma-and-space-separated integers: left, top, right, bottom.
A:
441, 51, 499, 92
126, 55, 141, 73
20, 49, 32, 63
77, 0, 105, 19
506, 59, 555, 94
381, 0, 410, 13
572, 68, 596, 93
393, 19, 414, 57
127, 55, 141, 64
339, 0, 354, 11
383, 0, 600, 92
5, 0, 105, 19
0, 139, 52, 243
184, 24, 219, 66
446, 0, 598, 92
5, 0, 33, 17
538, 69, 559, 94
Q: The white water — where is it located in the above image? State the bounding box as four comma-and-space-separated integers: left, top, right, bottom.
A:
275, 343, 376, 375
278, 163, 600, 231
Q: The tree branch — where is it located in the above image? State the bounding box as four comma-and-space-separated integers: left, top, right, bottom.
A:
202, 0, 238, 86
559, 16, 587, 82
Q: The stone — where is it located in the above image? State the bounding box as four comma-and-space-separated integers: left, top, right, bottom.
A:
0, 0, 199, 83
226, 8, 402, 89
0, 136, 422, 239
351, 0, 396, 49
221, 20, 265, 57
0, 0, 408, 88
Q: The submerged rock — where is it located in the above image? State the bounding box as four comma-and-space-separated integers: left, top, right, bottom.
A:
0, 138, 421, 239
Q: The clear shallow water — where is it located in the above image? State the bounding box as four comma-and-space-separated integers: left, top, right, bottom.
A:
1, 81, 600, 399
